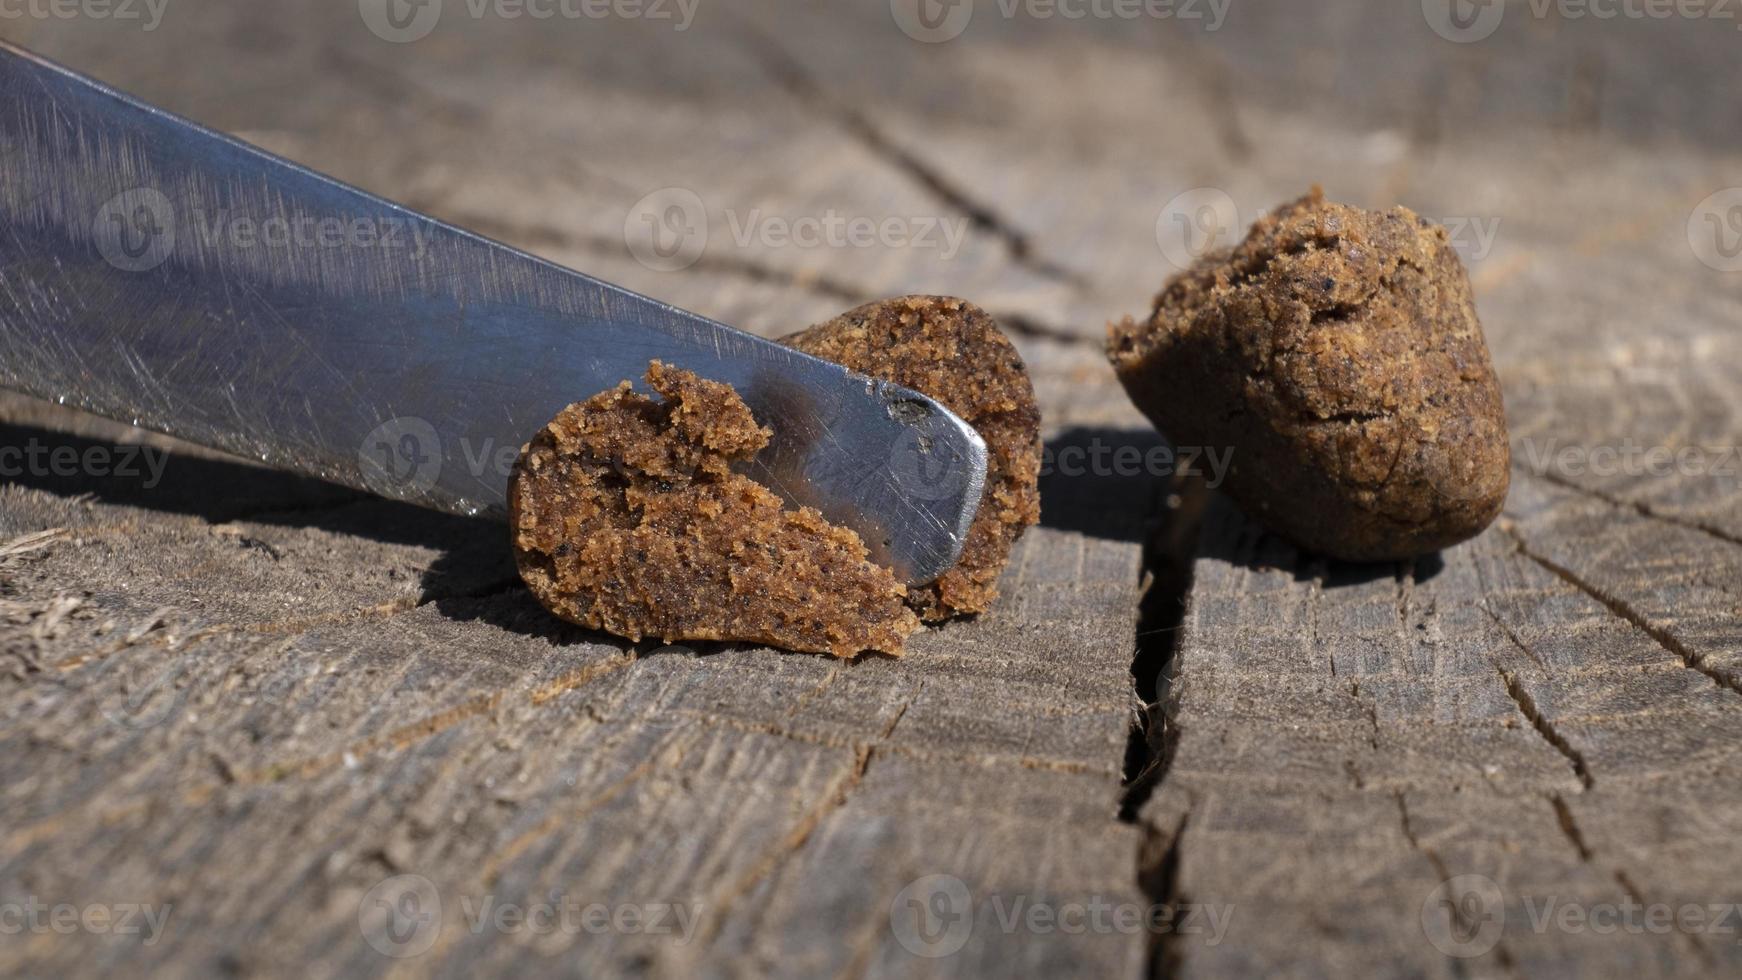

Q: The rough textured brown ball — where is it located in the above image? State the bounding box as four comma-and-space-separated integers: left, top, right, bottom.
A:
508, 361, 919, 658
1107, 189, 1510, 561
784, 296, 1043, 619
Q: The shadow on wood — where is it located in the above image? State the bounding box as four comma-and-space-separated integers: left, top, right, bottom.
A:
1038, 426, 1171, 543
1192, 493, 1447, 587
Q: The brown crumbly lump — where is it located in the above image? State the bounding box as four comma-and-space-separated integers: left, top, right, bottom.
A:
508, 361, 919, 657
1107, 189, 1509, 561
784, 296, 1043, 620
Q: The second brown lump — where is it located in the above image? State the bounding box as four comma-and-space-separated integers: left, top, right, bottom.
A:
1107, 189, 1509, 561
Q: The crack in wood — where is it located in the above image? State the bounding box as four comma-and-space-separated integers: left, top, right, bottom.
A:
1521, 466, 1742, 551
1505, 527, 1742, 700
529, 651, 637, 706
1478, 602, 1549, 670
1612, 867, 1717, 966
734, 25, 1091, 291
1495, 664, 1594, 790
1394, 558, 1423, 641
1343, 757, 1366, 790
1308, 561, 1329, 675
1394, 792, 1518, 977
1136, 811, 1191, 980
781, 664, 842, 719
1120, 482, 1204, 822
644, 683, 929, 955
1117, 482, 1207, 977
429, 207, 874, 307
1549, 793, 1593, 861
689, 743, 876, 951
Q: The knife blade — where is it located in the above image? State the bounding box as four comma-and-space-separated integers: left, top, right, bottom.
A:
0, 42, 987, 586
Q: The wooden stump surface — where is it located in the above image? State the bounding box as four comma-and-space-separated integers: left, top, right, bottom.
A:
1, 2, 1739, 977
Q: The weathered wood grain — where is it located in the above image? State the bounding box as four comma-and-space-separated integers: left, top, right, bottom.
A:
2, 1, 1739, 977
1, 5, 1165, 973
1124, 20, 1742, 972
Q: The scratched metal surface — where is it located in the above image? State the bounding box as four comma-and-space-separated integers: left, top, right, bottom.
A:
0, 42, 987, 585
